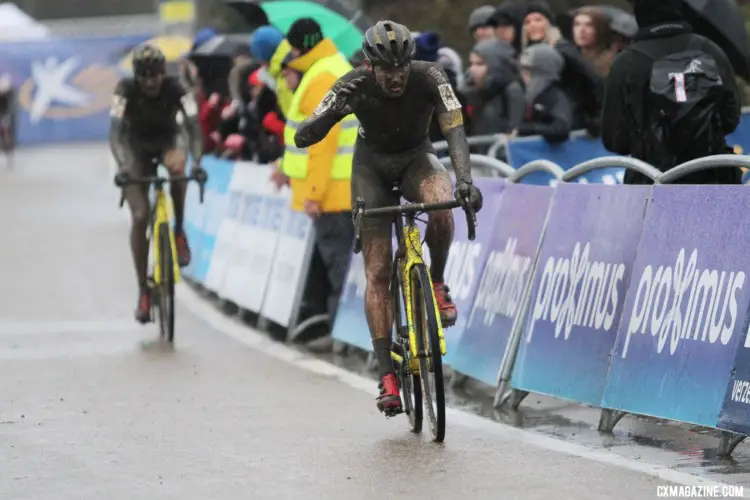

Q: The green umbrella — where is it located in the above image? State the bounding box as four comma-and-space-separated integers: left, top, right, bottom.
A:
260, 1, 364, 58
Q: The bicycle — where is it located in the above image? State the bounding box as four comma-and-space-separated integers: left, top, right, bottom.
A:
114, 162, 207, 343
352, 187, 477, 443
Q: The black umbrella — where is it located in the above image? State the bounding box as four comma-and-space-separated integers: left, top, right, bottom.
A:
556, 6, 638, 42
190, 34, 250, 58
223, 0, 372, 33
682, 0, 750, 79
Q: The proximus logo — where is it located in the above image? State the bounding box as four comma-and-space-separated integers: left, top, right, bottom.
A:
621, 248, 745, 358
527, 242, 626, 342
468, 238, 532, 328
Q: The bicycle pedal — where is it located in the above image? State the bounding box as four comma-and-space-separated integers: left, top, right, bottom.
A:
381, 406, 404, 418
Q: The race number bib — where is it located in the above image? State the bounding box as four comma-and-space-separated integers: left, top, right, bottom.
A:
180, 94, 198, 117
313, 90, 337, 116
438, 84, 461, 111
110, 95, 126, 118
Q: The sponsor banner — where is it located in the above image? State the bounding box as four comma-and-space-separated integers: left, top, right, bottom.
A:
222, 164, 287, 313
505, 135, 624, 186
187, 155, 233, 284
182, 156, 205, 281
260, 206, 314, 327
442, 178, 506, 364
0, 35, 150, 145
602, 186, 750, 428
450, 183, 554, 385
511, 184, 650, 405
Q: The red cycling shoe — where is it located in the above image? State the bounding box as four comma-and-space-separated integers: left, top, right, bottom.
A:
433, 282, 457, 327
377, 373, 402, 414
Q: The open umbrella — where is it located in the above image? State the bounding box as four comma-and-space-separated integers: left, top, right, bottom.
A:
225, 0, 368, 58
190, 34, 251, 58
119, 35, 193, 76
682, 0, 750, 79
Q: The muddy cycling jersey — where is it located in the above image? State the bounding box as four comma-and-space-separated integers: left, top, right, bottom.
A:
109, 76, 202, 168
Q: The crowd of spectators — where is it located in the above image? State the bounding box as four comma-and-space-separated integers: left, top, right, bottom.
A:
182, 0, 638, 163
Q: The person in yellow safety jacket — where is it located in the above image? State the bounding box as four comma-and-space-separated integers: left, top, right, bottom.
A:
282, 18, 357, 216
282, 18, 357, 346
250, 26, 294, 117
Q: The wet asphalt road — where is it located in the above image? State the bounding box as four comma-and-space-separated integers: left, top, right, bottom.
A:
0, 144, 732, 499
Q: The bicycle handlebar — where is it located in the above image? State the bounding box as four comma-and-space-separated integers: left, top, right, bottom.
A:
352, 197, 477, 254
115, 170, 208, 208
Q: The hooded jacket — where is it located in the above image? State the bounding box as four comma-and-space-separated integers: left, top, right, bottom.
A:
465, 39, 525, 136
517, 44, 572, 143
493, 0, 526, 55
601, 0, 741, 184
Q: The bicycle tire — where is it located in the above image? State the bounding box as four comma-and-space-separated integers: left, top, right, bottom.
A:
410, 264, 445, 442
157, 222, 175, 343
392, 266, 422, 433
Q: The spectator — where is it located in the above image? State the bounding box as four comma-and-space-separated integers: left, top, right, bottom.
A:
282, 18, 357, 345
199, 90, 231, 155
219, 61, 263, 160
601, 0, 741, 185
522, 1, 604, 134
573, 7, 616, 77
247, 69, 284, 163
228, 44, 254, 104
469, 5, 498, 42
464, 39, 524, 139
493, 0, 525, 55
413, 31, 470, 143
250, 26, 294, 118
515, 43, 572, 143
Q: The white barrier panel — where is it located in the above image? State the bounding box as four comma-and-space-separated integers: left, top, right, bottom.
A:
260, 206, 314, 327
222, 163, 287, 313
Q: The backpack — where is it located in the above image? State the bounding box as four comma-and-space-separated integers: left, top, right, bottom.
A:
631, 36, 724, 163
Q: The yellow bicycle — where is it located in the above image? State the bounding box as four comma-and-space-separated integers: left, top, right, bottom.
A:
115, 163, 207, 343
353, 187, 476, 442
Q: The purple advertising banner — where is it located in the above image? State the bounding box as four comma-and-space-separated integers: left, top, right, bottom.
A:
449, 184, 554, 385
443, 178, 506, 365
603, 186, 750, 428
511, 184, 650, 406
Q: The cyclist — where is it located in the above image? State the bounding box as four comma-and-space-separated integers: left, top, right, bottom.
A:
0, 73, 16, 151
109, 44, 204, 323
294, 21, 483, 414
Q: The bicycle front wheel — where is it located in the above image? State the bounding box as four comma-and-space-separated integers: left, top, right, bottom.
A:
392, 265, 422, 433
410, 264, 445, 442
157, 222, 175, 343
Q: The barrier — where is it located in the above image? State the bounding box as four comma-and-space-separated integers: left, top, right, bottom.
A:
0, 34, 151, 145
185, 148, 750, 457
183, 156, 314, 334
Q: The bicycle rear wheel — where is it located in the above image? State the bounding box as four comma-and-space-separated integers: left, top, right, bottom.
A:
392, 265, 422, 433
410, 264, 445, 442
157, 222, 175, 343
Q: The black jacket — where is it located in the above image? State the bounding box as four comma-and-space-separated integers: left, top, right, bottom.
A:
517, 84, 572, 143
555, 39, 604, 134
602, 20, 741, 184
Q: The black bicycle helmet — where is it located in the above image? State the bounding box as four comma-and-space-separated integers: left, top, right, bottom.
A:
132, 44, 166, 77
362, 20, 415, 67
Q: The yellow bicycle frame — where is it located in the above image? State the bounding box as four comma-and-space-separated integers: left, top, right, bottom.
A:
392, 222, 447, 374
151, 185, 181, 286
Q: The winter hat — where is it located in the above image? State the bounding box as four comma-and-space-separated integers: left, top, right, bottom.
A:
525, 1, 555, 24
287, 18, 324, 54
520, 43, 563, 75
415, 32, 441, 62
250, 26, 284, 63
192, 27, 217, 51
468, 5, 497, 31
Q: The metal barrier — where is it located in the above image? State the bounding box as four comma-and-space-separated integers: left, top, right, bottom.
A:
562, 156, 661, 183
509, 159, 565, 183
656, 154, 750, 184
439, 154, 515, 178
432, 135, 505, 154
